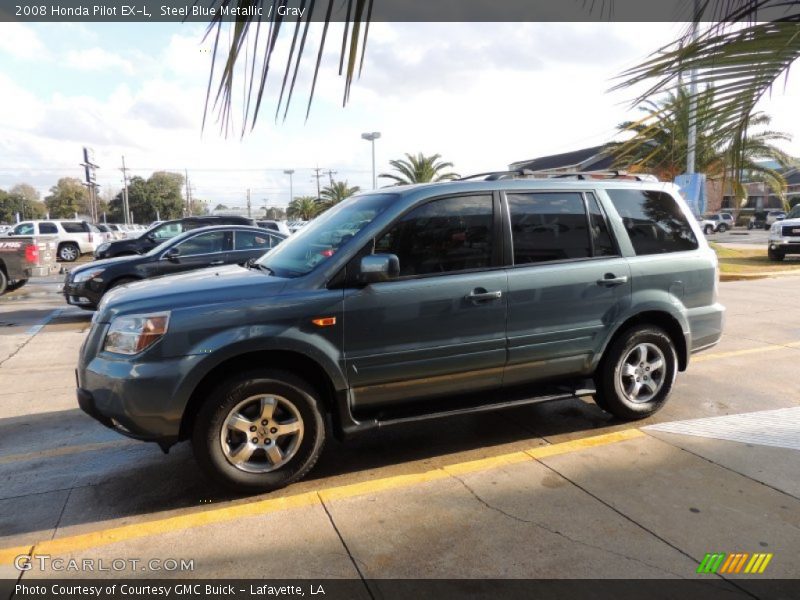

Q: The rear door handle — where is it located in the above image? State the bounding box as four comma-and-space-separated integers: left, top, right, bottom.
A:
466, 289, 503, 302
209, 260, 224, 266
597, 274, 628, 286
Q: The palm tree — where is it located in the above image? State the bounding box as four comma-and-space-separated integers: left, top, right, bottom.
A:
616, 4, 800, 187
379, 153, 459, 186
286, 196, 321, 221
611, 86, 795, 215
319, 180, 360, 209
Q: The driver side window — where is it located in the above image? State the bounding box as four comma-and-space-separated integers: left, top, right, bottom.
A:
375, 195, 494, 277
175, 231, 229, 256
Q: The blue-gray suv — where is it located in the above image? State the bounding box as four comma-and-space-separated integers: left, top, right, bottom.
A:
76, 176, 725, 493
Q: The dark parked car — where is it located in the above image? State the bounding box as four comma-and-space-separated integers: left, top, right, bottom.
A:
94, 216, 256, 259
77, 177, 724, 493
65, 225, 284, 309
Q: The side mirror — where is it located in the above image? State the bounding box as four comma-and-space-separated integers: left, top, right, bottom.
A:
358, 253, 400, 285
164, 247, 181, 263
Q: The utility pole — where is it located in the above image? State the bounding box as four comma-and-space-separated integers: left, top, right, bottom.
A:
120, 156, 130, 225
361, 132, 381, 189
185, 169, 192, 216
246, 188, 251, 218
283, 169, 294, 205
325, 169, 337, 186
311, 167, 324, 201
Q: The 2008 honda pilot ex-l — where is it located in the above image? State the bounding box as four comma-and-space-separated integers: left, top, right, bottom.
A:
77, 176, 724, 493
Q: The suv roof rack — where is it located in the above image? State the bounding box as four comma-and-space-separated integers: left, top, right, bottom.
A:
457, 169, 659, 182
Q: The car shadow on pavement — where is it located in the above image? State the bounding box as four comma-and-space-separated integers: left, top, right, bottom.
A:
0, 398, 628, 539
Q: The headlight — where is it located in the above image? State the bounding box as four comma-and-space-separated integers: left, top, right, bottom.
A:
104, 312, 170, 355
770, 223, 781, 234
72, 267, 105, 283
97, 242, 110, 253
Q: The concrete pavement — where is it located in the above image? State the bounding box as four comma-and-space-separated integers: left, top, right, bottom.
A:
1, 274, 799, 585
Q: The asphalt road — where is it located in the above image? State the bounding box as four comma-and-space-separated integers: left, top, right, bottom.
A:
0, 271, 799, 587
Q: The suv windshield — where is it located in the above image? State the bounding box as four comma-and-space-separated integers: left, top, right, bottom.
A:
257, 193, 396, 277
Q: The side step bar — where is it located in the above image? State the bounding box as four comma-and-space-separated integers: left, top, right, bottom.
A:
373, 381, 597, 429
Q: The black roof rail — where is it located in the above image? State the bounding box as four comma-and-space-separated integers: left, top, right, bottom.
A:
457, 169, 658, 182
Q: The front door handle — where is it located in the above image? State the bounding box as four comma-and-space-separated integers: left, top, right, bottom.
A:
597, 274, 628, 286
466, 289, 503, 302
209, 260, 224, 266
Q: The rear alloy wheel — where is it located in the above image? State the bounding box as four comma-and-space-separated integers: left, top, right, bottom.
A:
192, 370, 326, 493
58, 243, 79, 262
594, 325, 677, 420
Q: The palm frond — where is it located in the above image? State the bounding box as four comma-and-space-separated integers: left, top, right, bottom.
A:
201, 0, 372, 136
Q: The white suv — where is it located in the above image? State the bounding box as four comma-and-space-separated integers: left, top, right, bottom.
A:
8, 220, 102, 262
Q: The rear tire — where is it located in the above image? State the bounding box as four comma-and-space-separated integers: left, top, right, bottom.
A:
58, 243, 79, 262
593, 325, 677, 420
192, 369, 326, 494
703, 225, 713, 235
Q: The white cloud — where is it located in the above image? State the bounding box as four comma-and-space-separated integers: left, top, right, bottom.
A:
0, 23, 50, 60
65, 47, 136, 75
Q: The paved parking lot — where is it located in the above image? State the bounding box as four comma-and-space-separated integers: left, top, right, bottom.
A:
1, 272, 799, 588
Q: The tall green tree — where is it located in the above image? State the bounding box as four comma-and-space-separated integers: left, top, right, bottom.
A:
379, 153, 459, 186
45, 178, 90, 218
287, 196, 321, 220
0, 184, 47, 222
319, 180, 360, 209
617, 3, 800, 196
109, 172, 185, 223
611, 86, 795, 210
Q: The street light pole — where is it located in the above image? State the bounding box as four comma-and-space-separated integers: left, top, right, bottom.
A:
361, 131, 381, 189
283, 169, 295, 205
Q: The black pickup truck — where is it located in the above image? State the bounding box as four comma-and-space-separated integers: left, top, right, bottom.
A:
0, 235, 59, 295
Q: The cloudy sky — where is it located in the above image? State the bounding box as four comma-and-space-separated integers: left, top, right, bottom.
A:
1, 20, 798, 212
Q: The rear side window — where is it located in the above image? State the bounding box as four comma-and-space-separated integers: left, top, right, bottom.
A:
508, 192, 590, 264
61, 222, 85, 233
375, 195, 494, 276
39, 222, 58, 234
175, 231, 229, 256
606, 189, 698, 255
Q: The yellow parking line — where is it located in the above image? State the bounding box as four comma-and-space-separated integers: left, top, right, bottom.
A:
0, 429, 641, 564
0, 440, 137, 466
526, 428, 645, 459
693, 341, 800, 363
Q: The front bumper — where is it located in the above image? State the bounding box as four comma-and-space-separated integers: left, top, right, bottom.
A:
768, 238, 800, 253
62, 280, 100, 308
76, 351, 205, 443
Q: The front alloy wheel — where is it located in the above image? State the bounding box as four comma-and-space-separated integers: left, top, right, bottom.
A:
193, 369, 326, 493
220, 394, 304, 474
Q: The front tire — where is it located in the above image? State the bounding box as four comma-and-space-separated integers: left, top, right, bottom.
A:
192, 369, 326, 493
718, 224, 728, 233
593, 325, 677, 420
0, 270, 8, 295
703, 225, 713, 235
768, 247, 785, 262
